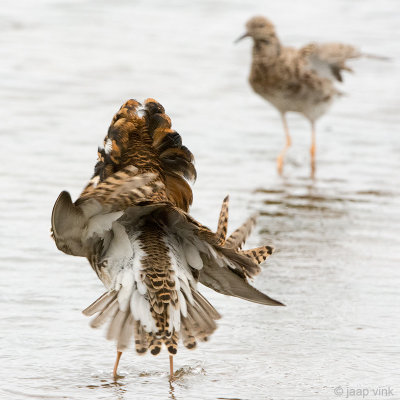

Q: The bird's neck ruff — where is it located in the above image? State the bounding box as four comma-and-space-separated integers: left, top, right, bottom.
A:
92, 99, 196, 212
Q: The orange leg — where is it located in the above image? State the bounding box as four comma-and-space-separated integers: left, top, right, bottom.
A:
310, 122, 316, 178
113, 351, 122, 379
169, 355, 174, 379
277, 113, 292, 175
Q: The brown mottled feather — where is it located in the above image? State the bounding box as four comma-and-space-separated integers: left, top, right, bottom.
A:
239, 245, 274, 265
216, 195, 229, 243
137, 221, 178, 355
78, 166, 163, 212
90, 98, 196, 212
133, 320, 149, 355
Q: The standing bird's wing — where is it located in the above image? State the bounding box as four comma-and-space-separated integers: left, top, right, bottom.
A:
300, 42, 388, 82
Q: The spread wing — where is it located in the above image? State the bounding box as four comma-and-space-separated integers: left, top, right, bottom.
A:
153, 199, 282, 306
51, 166, 165, 257
51, 97, 196, 259
300, 42, 363, 82
301, 42, 389, 83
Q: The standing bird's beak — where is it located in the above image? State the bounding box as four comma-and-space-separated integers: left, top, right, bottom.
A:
234, 32, 249, 44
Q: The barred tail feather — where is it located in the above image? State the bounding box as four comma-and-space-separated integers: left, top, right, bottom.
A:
134, 320, 149, 355
219, 246, 261, 277
83, 285, 221, 355
216, 195, 229, 243
239, 245, 274, 265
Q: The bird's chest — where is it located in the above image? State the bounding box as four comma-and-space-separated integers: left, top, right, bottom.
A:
250, 63, 294, 103
250, 63, 328, 113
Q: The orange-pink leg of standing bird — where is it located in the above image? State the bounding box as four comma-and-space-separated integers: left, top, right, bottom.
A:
310, 121, 316, 178
277, 113, 292, 175
113, 351, 122, 379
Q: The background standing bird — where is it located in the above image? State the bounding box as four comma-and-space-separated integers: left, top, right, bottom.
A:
51, 99, 284, 379
236, 16, 387, 177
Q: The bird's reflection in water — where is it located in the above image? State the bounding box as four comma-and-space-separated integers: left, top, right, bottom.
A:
85, 377, 127, 400
253, 176, 354, 262
256, 176, 350, 217
169, 381, 176, 400
253, 173, 397, 274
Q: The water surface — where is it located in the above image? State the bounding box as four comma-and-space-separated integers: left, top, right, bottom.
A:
0, 0, 399, 399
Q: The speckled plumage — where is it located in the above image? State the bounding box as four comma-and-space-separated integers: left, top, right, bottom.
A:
238, 16, 385, 176
51, 99, 283, 377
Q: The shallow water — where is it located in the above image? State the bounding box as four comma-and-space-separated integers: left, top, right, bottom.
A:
1, 0, 399, 399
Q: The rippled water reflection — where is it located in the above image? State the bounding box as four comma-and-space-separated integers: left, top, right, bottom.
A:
1, 0, 399, 399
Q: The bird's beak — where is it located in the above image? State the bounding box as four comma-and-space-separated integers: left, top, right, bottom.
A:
234, 32, 249, 44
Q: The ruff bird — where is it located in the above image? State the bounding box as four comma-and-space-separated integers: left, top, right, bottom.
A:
51, 99, 284, 379
236, 16, 387, 176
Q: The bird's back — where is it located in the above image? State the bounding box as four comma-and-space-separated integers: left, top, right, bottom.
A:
249, 43, 338, 119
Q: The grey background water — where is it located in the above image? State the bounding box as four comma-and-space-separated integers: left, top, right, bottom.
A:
0, 0, 399, 399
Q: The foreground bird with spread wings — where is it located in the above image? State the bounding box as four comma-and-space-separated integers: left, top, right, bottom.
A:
51, 99, 283, 378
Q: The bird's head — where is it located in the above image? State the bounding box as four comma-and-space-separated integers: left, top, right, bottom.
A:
235, 16, 276, 44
